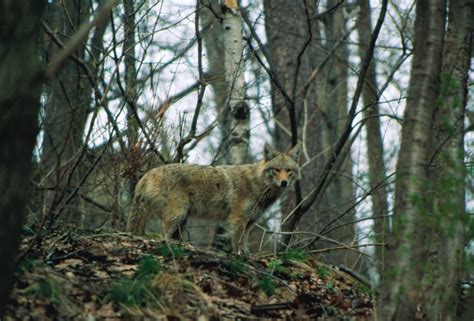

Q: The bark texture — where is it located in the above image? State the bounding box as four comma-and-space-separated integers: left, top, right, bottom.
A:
201, 0, 229, 158
423, 1, 473, 320
124, 0, 139, 147
264, 0, 317, 244
0, 0, 45, 316
122, 0, 139, 229
264, 0, 356, 267
377, 0, 447, 319
222, 0, 249, 164
197, 0, 231, 247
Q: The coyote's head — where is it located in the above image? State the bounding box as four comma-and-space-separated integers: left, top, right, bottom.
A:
262, 143, 301, 188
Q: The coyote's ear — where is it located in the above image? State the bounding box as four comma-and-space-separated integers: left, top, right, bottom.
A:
263, 143, 279, 161
287, 143, 301, 161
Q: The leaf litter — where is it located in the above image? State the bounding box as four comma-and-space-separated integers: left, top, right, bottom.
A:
6, 229, 374, 320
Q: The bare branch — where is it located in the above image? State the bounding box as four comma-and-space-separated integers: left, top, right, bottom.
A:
44, 0, 118, 81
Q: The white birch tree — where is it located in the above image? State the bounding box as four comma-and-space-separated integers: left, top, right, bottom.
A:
222, 0, 249, 164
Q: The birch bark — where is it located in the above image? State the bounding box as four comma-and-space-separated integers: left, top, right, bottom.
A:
201, 0, 229, 160
222, 0, 249, 164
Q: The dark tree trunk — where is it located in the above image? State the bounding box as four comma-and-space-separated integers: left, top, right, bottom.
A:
0, 0, 46, 316
264, 0, 320, 242
264, 0, 356, 267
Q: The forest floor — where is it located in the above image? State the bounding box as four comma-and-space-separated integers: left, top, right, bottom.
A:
6, 228, 374, 320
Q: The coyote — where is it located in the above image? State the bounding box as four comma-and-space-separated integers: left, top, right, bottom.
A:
127, 143, 301, 254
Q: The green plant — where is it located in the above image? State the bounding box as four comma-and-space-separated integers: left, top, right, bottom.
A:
226, 259, 248, 274
108, 255, 162, 307
25, 276, 78, 315
136, 256, 162, 279
316, 265, 330, 279
268, 259, 285, 274
157, 243, 186, 258
353, 282, 371, 296
255, 259, 286, 296
326, 282, 336, 293
281, 248, 309, 263
257, 276, 277, 296
109, 278, 160, 307
25, 277, 57, 301
37, 278, 56, 299
19, 258, 43, 273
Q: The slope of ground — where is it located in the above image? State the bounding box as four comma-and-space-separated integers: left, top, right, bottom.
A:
6, 229, 374, 320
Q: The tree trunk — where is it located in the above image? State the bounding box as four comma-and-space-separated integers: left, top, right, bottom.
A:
124, 0, 139, 147
264, 0, 319, 243
41, 0, 93, 225
201, 0, 229, 162
121, 0, 139, 229
0, 0, 45, 316
422, 1, 473, 320
316, 0, 357, 268
377, 0, 447, 319
195, 0, 231, 247
356, 0, 389, 271
264, 0, 357, 267
222, 0, 249, 164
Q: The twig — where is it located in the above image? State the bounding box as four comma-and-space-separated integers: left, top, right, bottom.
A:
251, 302, 295, 314
43, 0, 118, 81
109, 10, 166, 162
338, 264, 373, 289
285, 0, 390, 238
241, 11, 294, 110
173, 4, 207, 162
308, 243, 385, 254
254, 225, 378, 262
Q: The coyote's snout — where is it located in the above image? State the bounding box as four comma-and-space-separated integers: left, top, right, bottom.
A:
127, 143, 301, 254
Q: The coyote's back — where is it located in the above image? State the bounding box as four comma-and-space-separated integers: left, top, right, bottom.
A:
127, 144, 301, 254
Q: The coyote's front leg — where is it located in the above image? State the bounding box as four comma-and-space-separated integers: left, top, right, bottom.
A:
229, 211, 249, 256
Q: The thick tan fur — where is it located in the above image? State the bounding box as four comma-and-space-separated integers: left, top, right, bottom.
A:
127, 144, 301, 254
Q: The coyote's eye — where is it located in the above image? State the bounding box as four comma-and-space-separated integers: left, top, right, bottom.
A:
271, 168, 279, 174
